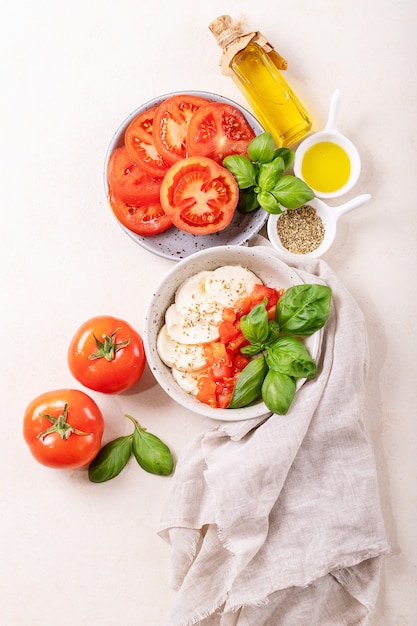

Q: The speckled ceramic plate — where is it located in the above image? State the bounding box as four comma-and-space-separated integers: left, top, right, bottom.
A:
104, 91, 267, 261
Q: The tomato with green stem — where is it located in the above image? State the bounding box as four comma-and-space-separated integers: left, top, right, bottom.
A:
23, 389, 104, 469
68, 316, 146, 393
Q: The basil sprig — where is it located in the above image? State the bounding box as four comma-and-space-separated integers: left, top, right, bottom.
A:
88, 414, 174, 482
223, 132, 314, 214
229, 284, 332, 414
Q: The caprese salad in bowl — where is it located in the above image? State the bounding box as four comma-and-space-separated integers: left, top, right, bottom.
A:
143, 245, 332, 421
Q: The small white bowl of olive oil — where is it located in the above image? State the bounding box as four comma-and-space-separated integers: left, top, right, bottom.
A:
293, 89, 361, 199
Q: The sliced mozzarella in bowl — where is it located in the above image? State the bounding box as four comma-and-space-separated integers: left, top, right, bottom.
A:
171, 368, 200, 394
165, 302, 221, 344
175, 270, 213, 314
156, 325, 207, 371
205, 265, 260, 307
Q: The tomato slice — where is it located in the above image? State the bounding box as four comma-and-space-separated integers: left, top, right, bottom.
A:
107, 146, 162, 204
152, 94, 211, 165
187, 102, 256, 164
160, 156, 239, 235
124, 106, 169, 177
109, 192, 173, 236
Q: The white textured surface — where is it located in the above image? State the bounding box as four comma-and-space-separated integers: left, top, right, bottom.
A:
1, 1, 416, 624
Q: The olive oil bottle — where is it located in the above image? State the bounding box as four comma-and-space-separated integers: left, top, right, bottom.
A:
209, 16, 312, 147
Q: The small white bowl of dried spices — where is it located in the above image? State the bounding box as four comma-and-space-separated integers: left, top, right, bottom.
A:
267, 194, 371, 258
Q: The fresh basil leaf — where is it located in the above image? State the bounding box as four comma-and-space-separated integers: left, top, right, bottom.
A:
132, 426, 174, 476
237, 189, 260, 213
240, 300, 269, 344
248, 132, 275, 163
272, 147, 294, 171
257, 191, 283, 214
276, 284, 332, 336
271, 175, 315, 209
258, 157, 285, 191
266, 337, 317, 378
222, 155, 257, 189
88, 436, 133, 483
261, 369, 296, 415
266, 320, 281, 345
241, 344, 264, 356
228, 356, 268, 409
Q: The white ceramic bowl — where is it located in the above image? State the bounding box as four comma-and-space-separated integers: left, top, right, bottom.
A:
293, 90, 361, 199
104, 91, 268, 261
267, 194, 371, 258
143, 245, 323, 421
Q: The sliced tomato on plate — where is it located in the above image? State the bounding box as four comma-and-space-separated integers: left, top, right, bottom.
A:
109, 192, 173, 237
187, 102, 256, 164
124, 106, 169, 178
107, 146, 162, 204
152, 94, 211, 165
159, 156, 239, 235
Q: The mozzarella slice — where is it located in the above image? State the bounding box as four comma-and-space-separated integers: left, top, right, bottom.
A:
157, 325, 207, 371
165, 302, 221, 344
205, 265, 260, 307
175, 270, 213, 314
171, 368, 200, 395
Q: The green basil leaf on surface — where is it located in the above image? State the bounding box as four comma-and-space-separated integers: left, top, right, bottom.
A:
257, 191, 283, 214
248, 132, 275, 163
132, 424, 174, 476
240, 300, 269, 344
229, 356, 269, 409
222, 155, 257, 189
276, 284, 332, 336
261, 370, 297, 415
88, 436, 133, 483
272, 147, 294, 171
237, 189, 260, 213
258, 157, 285, 191
271, 175, 315, 209
266, 337, 317, 378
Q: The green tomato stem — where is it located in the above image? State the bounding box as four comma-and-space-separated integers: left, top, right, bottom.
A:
37, 403, 91, 440
89, 328, 130, 361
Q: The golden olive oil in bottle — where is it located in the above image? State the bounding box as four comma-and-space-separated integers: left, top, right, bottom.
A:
209, 16, 312, 147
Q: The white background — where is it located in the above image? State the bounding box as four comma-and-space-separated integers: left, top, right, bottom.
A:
1, 1, 416, 624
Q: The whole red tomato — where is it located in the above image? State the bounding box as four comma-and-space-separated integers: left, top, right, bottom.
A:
68, 315, 146, 393
23, 389, 104, 469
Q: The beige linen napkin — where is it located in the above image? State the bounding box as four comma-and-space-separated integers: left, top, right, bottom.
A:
159, 248, 389, 626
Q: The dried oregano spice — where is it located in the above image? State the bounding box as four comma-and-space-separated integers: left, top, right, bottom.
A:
277, 205, 325, 254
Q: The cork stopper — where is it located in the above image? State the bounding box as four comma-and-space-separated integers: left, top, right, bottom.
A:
209, 15, 246, 49
209, 15, 288, 75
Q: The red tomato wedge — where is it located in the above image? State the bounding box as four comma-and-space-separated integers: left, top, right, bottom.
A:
109, 192, 173, 236
107, 146, 162, 204
159, 156, 239, 235
152, 94, 211, 165
124, 106, 169, 177
187, 102, 256, 164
